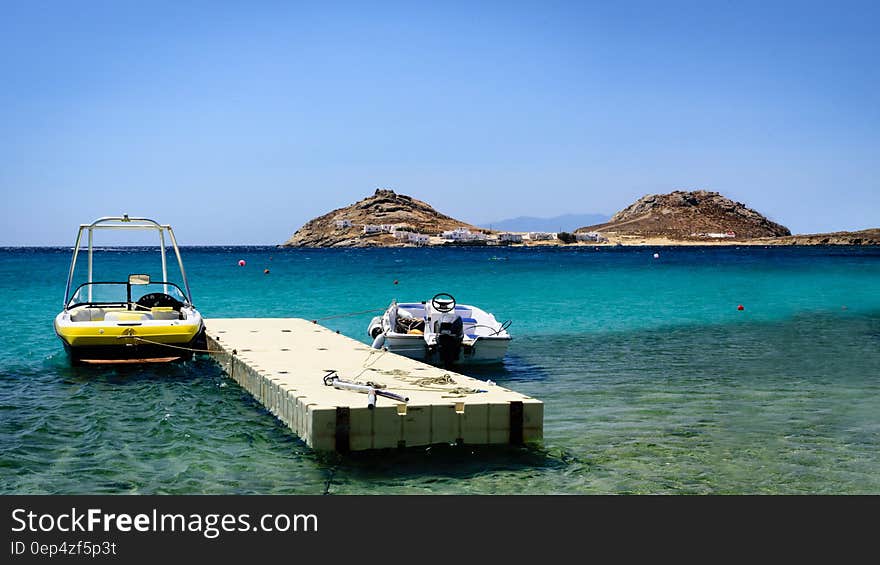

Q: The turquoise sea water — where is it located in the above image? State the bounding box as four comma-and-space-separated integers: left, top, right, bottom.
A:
2, 245, 879, 494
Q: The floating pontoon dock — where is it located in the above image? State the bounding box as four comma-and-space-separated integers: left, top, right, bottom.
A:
205, 318, 543, 452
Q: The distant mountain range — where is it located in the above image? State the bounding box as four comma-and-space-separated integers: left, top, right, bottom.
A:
478, 214, 611, 233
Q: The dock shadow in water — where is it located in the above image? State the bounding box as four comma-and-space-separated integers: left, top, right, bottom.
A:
315, 443, 587, 494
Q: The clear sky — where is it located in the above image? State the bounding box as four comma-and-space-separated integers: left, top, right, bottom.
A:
2, 0, 877, 245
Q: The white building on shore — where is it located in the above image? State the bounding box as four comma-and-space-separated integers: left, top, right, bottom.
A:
363, 224, 383, 235
391, 229, 430, 245
334, 219, 353, 229
407, 233, 430, 245
499, 232, 523, 243
528, 232, 556, 241
441, 227, 472, 240
441, 227, 487, 242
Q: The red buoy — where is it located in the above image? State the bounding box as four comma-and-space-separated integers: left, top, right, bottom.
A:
264, 268, 270, 274
238, 259, 246, 267
737, 304, 744, 311
393, 279, 399, 285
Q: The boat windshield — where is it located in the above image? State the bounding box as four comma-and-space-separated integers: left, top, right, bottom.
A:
67, 282, 189, 308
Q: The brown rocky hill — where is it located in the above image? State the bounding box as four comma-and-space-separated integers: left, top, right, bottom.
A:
281, 189, 480, 247
578, 190, 791, 239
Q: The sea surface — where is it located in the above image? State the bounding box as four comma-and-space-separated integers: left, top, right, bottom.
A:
2, 245, 879, 494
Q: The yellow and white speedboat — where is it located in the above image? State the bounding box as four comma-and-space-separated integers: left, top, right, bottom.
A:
54, 215, 206, 364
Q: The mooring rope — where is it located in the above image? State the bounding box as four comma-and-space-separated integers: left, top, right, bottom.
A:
396, 373, 485, 395
310, 308, 385, 322
128, 335, 215, 354
351, 347, 390, 382
411, 374, 456, 387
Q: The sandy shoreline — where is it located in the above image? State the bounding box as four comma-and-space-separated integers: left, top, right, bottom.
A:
282, 227, 879, 248
371, 233, 879, 248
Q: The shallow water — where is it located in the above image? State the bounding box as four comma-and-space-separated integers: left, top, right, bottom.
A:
2, 245, 879, 493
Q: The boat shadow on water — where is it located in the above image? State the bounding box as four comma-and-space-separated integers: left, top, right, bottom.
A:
453, 353, 553, 384
46, 353, 222, 385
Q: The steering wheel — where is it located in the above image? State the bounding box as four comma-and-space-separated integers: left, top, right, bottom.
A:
135, 292, 184, 310
431, 293, 456, 313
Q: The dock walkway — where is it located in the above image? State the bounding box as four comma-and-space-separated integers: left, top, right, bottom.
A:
205, 318, 543, 452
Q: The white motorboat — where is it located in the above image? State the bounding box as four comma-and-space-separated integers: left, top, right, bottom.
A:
367, 293, 511, 366
54, 215, 205, 365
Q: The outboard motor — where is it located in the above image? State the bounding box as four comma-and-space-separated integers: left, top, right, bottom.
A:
367, 315, 384, 339
434, 313, 464, 367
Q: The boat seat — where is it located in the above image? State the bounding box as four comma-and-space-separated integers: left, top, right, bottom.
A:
150, 307, 180, 320
70, 307, 106, 322
105, 311, 153, 322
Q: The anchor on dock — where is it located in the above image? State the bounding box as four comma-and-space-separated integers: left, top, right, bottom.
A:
322, 370, 409, 409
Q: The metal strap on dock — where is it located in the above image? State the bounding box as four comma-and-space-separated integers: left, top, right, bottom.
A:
509, 401, 524, 445
335, 407, 351, 453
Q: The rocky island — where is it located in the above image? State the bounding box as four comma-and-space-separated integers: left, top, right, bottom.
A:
575, 190, 791, 245
282, 189, 482, 248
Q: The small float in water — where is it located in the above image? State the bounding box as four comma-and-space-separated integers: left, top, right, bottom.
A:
54, 215, 205, 365
367, 293, 511, 367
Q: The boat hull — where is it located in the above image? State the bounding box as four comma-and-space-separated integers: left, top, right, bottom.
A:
381, 334, 510, 365
383, 334, 428, 360
461, 336, 511, 365
55, 315, 206, 364
59, 339, 202, 364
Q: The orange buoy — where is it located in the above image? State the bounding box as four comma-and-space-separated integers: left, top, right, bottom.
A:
264, 268, 270, 274
737, 304, 744, 311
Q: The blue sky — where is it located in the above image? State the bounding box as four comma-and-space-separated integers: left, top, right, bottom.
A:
1, 0, 877, 245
